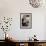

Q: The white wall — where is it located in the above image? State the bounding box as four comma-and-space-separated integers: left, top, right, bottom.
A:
0, 0, 46, 40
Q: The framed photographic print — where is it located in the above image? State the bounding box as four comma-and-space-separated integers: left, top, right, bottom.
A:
20, 13, 32, 29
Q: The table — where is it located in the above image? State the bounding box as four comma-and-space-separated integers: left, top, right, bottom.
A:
5, 39, 46, 46
13, 40, 46, 46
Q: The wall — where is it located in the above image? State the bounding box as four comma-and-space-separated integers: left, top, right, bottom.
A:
0, 0, 46, 40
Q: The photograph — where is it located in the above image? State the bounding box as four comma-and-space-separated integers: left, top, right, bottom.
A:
20, 13, 32, 29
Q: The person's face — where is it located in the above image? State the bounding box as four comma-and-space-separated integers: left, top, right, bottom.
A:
23, 15, 29, 23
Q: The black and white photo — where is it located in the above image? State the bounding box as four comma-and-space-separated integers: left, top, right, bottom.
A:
20, 13, 32, 29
